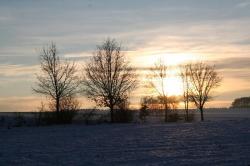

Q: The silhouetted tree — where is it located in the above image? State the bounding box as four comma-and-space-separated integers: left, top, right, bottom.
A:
82, 39, 137, 123
33, 43, 80, 118
139, 97, 151, 122
139, 95, 180, 122
140, 95, 179, 111
149, 59, 170, 122
231, 97, 250, 108
188, 62, 222, 121
140, 96, 161, 110
167, 95, 180, 111
180, 64, 191, 121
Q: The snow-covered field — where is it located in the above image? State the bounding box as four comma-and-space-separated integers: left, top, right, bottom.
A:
1, 119, 250, 166
1, 108, 250, 126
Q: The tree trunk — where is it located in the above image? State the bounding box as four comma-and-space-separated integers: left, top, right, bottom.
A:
56, 98, 60, 122
165, 109, 168, 122
186, 100, 189, 121
162, 96, 169, 123
186, 109, 189, 121
200, 107, 204, 121
164, 103, 168, 122
110, 106, 114, 123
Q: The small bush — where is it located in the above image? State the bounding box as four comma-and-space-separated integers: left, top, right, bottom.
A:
33, 111, 43, 126
0, 116, 5, 126
34, 98, 78, 126
58, 110, 77, 124
167, 112, 181, 122
14, 113, 26, 127
185, 112, 196, 122
82, 110, 96, 124
97, 113, 110, 124
139, 106, 149, 122
34, 110, 77, 125
113, 109, 134, 123
41, 111, 57, 125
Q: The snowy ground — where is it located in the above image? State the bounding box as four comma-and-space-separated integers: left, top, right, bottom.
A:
1, 120, 250, 166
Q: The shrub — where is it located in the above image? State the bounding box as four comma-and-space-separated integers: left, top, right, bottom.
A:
58, 110, 77, 124
0, 116, 5, 126
43, 111, 77, 125
33, 110, 77, 125
82, 110, 96, 124
185, 112, 196, 122
139, 106, 149, 122
113, 109, 134, 123
14, 113, 26, 127
166, 112, 181, 122
40, 111, 56, 125
97, 113, 110, 124
33, 99, 78, 125
33, 111, 43, 126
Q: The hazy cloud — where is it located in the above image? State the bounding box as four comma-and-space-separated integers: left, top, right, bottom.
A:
215, 57, 250, 69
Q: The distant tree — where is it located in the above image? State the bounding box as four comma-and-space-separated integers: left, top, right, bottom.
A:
149, 59, 170, 122
140, 96, 162, 110
180, 64, 191, 121
33, 43, 80, 118
141, 95, 179, 111
188, 62, 222, 121
82, 39, 137, 123
167, 95, 180, 111
139, 97, 151, 122
116, 97, 130, 110
139, 95, 180, 122
231, 97, 250, 108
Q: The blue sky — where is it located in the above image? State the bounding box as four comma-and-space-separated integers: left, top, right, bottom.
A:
0, 0, 250, 111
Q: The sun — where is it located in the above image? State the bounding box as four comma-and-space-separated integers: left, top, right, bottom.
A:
154, 53, 198, 66
132, 52, 198, 68
163, 73, 183, 96
132, 52, 198, 96
152, 69, 183, 96
148, 53, 197, 96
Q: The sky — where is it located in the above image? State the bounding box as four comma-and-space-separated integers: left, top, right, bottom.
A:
0, 0, 250, 111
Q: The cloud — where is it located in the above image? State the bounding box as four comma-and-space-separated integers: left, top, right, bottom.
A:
233, 38, 250, 45
237, 1, 250, 8
0, 64, 39, 77
0, 96, 41, 112
0, 55, 39, 66
215, 57, 250, 70
0, 96, 96, 112
217, 88, 250, 100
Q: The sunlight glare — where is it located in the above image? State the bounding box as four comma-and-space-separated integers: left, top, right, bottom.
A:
149, 53, 198, 96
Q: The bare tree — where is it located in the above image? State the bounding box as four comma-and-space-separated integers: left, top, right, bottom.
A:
82, 39, 137, 123
33, 43, 80, 117
167, 95, 180, 111
231, 97, 250, 108
180, 64, 191, 121
140, 96, 161, 110
188, 62, 222, 121
149, 59, 170, 122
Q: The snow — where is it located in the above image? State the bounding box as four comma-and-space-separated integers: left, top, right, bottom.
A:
1, 120, 250, 165
1, 108, 250, 127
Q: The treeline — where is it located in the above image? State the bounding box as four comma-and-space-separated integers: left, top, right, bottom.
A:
33, 38, 222, 124
231, 97, 250, 108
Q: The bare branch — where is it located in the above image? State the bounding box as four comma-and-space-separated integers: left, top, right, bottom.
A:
187, 62, 222, 121
81, 38, 137, 122
33, 43, 81, 113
